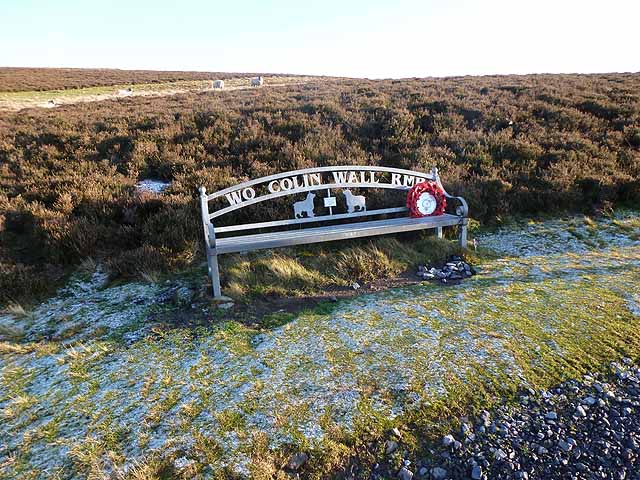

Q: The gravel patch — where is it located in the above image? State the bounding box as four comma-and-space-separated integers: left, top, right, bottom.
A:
378, 361, 640, 479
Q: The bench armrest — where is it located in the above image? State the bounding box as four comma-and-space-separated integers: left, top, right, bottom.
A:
430, 167, 468, 218
444, 192, 468, 217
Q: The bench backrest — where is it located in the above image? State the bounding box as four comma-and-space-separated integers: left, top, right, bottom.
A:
199, 166, 458, 240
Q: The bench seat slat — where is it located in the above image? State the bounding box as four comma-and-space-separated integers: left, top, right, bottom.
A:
215, 206, 409, 233
214, 214, 461, 254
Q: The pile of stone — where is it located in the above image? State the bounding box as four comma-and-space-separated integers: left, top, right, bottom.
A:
416, 256, 476, 284
372, 360, 640, 480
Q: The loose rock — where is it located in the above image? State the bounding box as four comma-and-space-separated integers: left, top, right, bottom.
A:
370, 362, 640, 480
493, 448, 507, 461
398, 467, 413, 480
431, 467, 447, 480
386, 440, 399, 455
287, 452, 309, 471
173, 457, 194, 469
471, 464, 482, 479
558, 439, 572, 452
416, 256, 476, 285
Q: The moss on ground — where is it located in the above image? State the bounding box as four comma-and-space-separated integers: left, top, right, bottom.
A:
0, 212, 639, 479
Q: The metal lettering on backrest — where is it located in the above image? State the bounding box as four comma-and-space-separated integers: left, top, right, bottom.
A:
206, 166, 438, 221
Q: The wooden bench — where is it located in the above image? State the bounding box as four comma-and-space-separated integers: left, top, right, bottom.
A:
199, 166, 468, 298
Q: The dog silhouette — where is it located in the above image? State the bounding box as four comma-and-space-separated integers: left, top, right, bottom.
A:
293, 192, 316, 218
343, 189, 366, 213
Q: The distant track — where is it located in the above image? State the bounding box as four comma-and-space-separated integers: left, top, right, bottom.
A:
0, 76, 316, 112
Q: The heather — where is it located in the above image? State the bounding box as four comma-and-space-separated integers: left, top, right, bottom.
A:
0, 67, 274, 92
1, 72, 639, 304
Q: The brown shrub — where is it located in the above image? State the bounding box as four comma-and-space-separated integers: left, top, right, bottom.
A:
1, 72, 639, 302
0, 67, 279, 92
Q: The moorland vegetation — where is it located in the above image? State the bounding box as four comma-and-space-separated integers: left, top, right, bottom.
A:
1, 72, 639, 304
0, 67, 277, 92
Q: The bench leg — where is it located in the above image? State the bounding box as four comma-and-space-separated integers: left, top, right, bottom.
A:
436, 227, 443, 239
206, 248, 223, 298
459, 221, 468, 248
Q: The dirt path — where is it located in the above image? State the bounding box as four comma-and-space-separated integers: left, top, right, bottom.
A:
0, 76, 316, 112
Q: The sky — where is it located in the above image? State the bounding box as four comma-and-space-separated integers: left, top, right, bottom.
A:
1, 0, 638, 78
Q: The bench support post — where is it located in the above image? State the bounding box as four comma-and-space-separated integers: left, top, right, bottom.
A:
459, 219, 468, 248
200, 186, 225, 299
436, 227, 443, 239
207, 249, 222, 298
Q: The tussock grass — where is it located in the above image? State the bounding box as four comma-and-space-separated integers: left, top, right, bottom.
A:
221, 235, 464, 299
0, 341, 29, 353
117, 456, 175, 480
0, 341, 58, 355
139, 269, 161, 284
334, 244, 403, 283
3, 302, 28, 318
0, 303, 28, 340
78, 257, 97, 273
0, 324, 24, 341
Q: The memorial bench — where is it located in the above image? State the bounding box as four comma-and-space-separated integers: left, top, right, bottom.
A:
199, 166, 468, 298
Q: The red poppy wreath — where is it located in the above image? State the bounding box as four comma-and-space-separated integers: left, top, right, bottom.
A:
406, 181, 447, 217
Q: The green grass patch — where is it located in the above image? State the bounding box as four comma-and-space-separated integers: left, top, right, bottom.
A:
1, 214, 639, 479
222, 234, 464, 300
